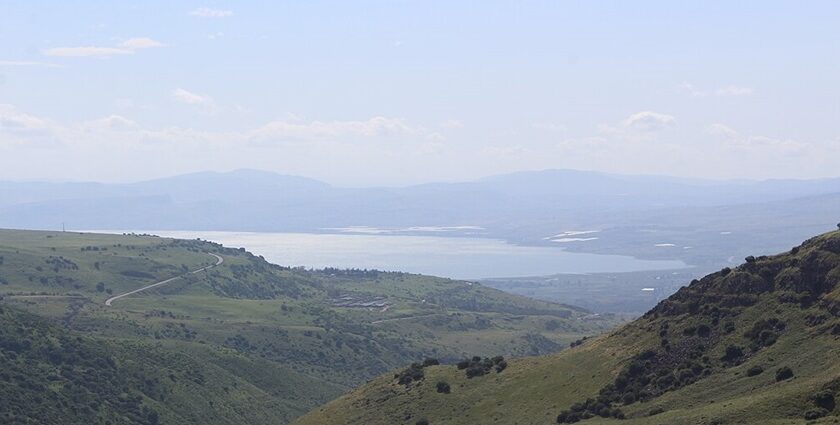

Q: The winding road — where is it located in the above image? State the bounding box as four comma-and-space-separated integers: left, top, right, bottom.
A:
105, 253, 223, 306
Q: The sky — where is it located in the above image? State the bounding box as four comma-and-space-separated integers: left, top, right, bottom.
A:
1, 1, 839, 186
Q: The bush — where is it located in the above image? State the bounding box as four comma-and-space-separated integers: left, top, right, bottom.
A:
811, 390, 836, 410
436, 381, 451, 394
395, 363, 425, 386
775, 367, 794, 382
416, 419, 430, 425
721, 345, 744, 362
804, 408, 828, 420
746, 365, 764, 377
648, 407, 665, 416
422, 358, 440, 367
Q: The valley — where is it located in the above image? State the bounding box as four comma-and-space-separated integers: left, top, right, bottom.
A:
0, 228, 619, 424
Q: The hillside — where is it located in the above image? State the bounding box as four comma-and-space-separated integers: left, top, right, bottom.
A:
0, 229, 613, 424
297, 229, 840, 425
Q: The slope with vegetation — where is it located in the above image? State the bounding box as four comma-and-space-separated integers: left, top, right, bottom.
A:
297, 229, 840, 425
0, 228, 615, 424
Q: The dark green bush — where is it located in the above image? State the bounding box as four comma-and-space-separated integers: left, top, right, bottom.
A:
775, 366, 794, 382
721, 345, 744, 362
422, 358, 440, 367
746, 365, 764, 377
804, 408, 828, 420
436, 381, 451, 394
811, 390, 835, 410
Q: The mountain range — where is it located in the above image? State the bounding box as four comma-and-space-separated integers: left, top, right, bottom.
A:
2, 169, 840, 269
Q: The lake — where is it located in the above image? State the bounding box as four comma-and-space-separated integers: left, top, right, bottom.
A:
115, 230, 687, 280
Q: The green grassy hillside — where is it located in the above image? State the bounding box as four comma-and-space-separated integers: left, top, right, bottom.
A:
297, 230, 840, 425
0, 229, 617, 423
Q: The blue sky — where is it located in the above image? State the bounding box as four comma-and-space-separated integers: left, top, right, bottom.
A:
1, 1, 838, 185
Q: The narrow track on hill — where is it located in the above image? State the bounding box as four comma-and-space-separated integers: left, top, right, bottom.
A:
105, 253, 223, 306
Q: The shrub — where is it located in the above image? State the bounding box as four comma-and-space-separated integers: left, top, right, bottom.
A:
775, 367, 794, 382
804, 408, 828, 420
422, 358, 440, 367
395, 363, 425, 386
746, 365, 764, 377
416, 419, 430, 425
811, 390, 835, 410
436, 381, 451, 394
721, 345, 744, 362
648, 407, 665, 416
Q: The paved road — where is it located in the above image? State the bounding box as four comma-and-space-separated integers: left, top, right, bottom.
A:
105, 253, 223, 306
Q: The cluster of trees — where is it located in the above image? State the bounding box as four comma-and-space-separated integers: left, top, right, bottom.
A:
456, 355, 507, 378
395, 358, 440, 386
79, 246, 108, 252
0, 306, 164, 425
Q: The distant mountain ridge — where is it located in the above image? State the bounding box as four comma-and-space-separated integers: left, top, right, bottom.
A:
2, 169, 840, 268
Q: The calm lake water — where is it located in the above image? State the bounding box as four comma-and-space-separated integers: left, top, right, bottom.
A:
119, 230, 686, 280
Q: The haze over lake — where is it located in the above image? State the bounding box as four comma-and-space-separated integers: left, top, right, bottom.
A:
106, 230, 687, 279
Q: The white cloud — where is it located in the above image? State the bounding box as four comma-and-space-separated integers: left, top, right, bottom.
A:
0, 104, 51, 132
680, 82, 754, 97
84, 115, 138, 131
43, 37, 164, 58
708, 123, 807, 155
172, 88, 214, 106
441, 119, 464, 129
251, 116, 415, 142
622, 111, 675, 131
190, 8, 233, 18
120, 37, 164, 49
707, 123, 739, 138
679, 82, 706, 97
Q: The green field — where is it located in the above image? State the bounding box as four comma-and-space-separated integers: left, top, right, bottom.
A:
0, 228, 619, 424
297, 230, 840, 424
